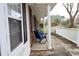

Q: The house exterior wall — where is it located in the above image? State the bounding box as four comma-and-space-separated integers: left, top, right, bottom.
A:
0, 42, 1, 56
0, 4, 31, 56
0, 4, 8, 56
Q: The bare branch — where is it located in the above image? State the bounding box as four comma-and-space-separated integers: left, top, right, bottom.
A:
63, 3, 71, 16
70, 3, 73, 13
74, 3, 79, 18
66, 3, 69, 9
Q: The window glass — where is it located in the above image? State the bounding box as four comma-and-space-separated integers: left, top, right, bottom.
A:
8, 18, 22, 51
8, 4, 21, 19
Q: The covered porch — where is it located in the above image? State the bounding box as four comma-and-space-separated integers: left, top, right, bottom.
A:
28, 3, 56, 50
28, 3, 79, 56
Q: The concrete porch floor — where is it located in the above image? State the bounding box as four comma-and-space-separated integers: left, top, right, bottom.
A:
30, 34, 79, 56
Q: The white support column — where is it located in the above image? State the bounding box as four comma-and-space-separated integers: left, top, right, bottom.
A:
47, 4, 52, 49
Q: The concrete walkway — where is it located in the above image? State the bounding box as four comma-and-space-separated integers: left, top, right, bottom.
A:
31, 34, 79, 56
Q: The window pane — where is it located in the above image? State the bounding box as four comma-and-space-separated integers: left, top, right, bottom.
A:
17, 4, 21, 19
8, 3, 21, 19
9, 18, 22, 51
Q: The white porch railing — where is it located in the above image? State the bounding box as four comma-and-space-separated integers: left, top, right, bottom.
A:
56, 27, 79, 46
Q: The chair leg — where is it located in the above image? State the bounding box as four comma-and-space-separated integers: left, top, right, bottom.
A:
40, 38, 47, 44
36, 39, 40, 42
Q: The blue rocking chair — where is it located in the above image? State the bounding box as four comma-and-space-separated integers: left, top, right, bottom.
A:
34, 28, 46, 42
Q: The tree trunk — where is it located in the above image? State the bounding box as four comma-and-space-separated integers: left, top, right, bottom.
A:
70, 17, 74, 27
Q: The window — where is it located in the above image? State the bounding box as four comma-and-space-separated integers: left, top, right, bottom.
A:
9, 18, 22, 51
7, 4, 23, 52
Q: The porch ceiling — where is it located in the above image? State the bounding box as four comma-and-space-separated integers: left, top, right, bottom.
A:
28, 3, 56, 18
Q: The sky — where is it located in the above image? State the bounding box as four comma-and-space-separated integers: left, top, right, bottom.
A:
43, 3, 77, 21
50, 3, 77, 20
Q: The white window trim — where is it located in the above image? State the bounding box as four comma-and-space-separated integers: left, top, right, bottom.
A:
8, 15, 22, 21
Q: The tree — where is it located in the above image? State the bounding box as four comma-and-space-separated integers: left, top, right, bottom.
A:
60, 19, 70, 27
51, 15, 60, 27
63, 3, 79, 27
